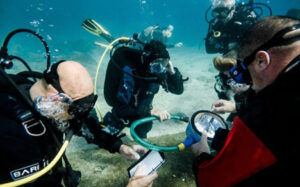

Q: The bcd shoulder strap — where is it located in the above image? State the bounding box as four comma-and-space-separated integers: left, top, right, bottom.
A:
0, 72, 46, 137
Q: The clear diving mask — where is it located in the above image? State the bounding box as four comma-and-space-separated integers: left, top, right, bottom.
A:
149, 58, 168, 75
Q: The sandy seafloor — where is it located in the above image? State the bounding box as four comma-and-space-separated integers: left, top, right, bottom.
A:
61, 45, 225, 187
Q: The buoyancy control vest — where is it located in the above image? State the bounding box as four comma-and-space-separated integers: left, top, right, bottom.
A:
104, 47, 146, 107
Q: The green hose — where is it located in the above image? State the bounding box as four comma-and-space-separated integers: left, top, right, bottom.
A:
130, 115, 187, 152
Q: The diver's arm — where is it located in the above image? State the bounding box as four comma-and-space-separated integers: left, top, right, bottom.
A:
192, 151, 214, 186
166, 42, 183, 48
165, 67, 184, 94
166, 43, 176, 48
80, 109, 123, 153
192, 128, 229, 178
191, 131, 214, 180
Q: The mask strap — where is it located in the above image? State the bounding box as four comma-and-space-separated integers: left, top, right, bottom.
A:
43, 60, 66, 93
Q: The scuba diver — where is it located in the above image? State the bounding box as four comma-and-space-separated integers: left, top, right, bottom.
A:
205, 0, 269, 54
0, 29, 149, 186
102, 39, 184, 138
192, 15, 300, 186
212, 52, 250, 123
82, 19, 183, 48
205, 0, 272, 117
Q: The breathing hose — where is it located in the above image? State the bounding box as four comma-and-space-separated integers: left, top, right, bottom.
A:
130, 115, 190, 152
0, 28, 51, 69
93, 37, 130, 121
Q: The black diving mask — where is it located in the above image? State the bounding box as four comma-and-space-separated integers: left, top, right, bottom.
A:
230, 23, 300, 85
43, 60, 98, 119
68, 94, 98, 118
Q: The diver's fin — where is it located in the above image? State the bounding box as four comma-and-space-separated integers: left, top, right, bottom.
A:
94, 41, 112, 49
82, 19, 110, 37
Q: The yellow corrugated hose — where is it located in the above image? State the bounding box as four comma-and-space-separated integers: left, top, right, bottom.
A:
93, 37, 130, 121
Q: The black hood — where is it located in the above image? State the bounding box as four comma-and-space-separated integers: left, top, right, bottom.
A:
144, 40, 170, 63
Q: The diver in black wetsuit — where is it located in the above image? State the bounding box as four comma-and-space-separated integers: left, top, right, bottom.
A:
205, 0, 262, 55
193, 16, 300, 186
0, 29, 149, 186
205, 0, 271, 122
103, 40, 184, 138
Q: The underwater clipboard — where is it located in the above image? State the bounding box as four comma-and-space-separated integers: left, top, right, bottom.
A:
127, 150, 165, 178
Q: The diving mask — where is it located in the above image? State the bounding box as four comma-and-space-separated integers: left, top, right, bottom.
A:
230, 23, 300, 84
149, 58, 168, 75
68, 93, 98, 118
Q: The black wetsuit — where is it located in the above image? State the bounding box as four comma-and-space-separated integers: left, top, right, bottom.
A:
0, 74, 122, 186
104, 47, 183, 138
193, 56, 300, 186
205, 4, 258, 54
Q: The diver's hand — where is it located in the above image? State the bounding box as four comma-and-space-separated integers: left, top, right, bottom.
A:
175, 42, 183, 47
151, 109, 171, 121
132, 145, 148, 155
211, 99, 236, 114
166, 60, 175, 75
119, 144, 147, 161
127, 165, 158, 187
191, 130, 211, 156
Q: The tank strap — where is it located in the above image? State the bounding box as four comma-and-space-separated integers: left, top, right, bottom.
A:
0, 93, 46, 136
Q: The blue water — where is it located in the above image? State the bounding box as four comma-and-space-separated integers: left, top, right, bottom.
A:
1, 0, 299, 67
